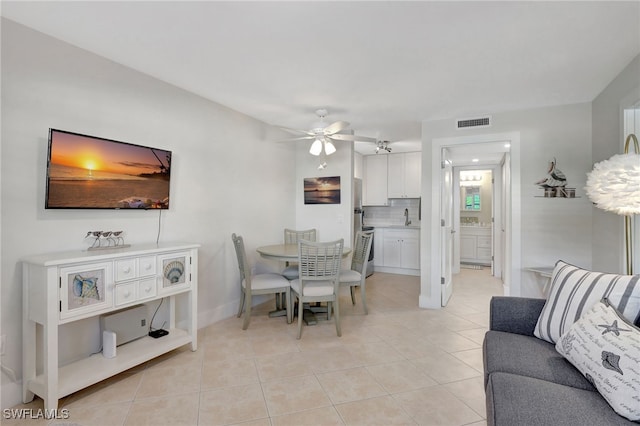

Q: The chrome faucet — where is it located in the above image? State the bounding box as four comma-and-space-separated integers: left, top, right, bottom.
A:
404, 208, 411, 226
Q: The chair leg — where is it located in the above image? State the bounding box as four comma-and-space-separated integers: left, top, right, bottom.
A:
296, 295, 304, 339
326, 302, 331, 320
242, 293, 252, 330
350, 286, 356, 305
334, 297, 341, 337
285, 288, 292, 324
361, 283, 368, 315
237, 290, 245, 318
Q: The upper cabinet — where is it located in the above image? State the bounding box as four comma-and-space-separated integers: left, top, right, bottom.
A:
387, 152, 421, 198
363, 155, 388, 206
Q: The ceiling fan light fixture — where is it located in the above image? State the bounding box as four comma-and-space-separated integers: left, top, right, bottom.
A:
324, 140, 336, 155
309, 138, 323, 156
376, 140, 392, 154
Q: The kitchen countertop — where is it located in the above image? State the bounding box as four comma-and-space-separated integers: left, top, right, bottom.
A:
363, 223, 420, 229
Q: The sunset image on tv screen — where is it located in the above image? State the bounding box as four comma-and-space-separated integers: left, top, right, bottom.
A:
46, 130, 171, 209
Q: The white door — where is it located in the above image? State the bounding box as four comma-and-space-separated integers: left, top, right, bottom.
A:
441, 148, 454, 306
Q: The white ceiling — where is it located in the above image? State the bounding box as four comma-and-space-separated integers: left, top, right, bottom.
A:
3, 1, 640, 157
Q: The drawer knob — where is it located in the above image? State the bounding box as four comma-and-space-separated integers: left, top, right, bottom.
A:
124, 291, 131, 297
145, 286, 152, 293
123, 267, 131, 274
144, 264, 152, 270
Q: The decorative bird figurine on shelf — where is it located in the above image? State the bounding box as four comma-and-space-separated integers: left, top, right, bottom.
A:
535, 157, 567, 188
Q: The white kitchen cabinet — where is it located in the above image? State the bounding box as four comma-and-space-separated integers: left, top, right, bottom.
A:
387, 152, 421, 198
373, 228, 384, 267
22, 243, 199, 411
363, 154, 388, 206
460, 226, 492, 265
379, 228, 420, 273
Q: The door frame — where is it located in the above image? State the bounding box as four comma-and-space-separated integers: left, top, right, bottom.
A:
453, 165, 503, 278
441, 148, 454, 306
427, 132, 521, 308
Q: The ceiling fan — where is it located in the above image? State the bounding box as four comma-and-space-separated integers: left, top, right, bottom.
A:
278, 109, 376, 156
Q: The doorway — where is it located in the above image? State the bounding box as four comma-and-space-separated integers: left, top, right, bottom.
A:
455, 168, 498, 274
425, 132, 522, 309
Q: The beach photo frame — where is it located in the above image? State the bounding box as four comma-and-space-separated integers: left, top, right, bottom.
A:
304, 176, 341, 205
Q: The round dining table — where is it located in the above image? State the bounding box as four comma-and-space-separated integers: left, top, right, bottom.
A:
256, 243, 351, 262
256, 243, 351, 325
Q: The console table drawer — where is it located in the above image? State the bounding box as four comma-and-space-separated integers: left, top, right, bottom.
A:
115, 256, 157, 282
139, 256, 156, 277
115, 281, 137, 306
115, 259, 137, 282
137, 278, 157, 301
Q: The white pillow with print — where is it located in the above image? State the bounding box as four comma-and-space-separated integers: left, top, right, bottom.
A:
556, 299, 640, 421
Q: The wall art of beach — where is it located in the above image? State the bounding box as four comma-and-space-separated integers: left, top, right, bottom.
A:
304, 176, 341, 205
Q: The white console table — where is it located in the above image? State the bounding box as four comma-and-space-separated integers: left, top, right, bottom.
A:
22, 243, 199, 411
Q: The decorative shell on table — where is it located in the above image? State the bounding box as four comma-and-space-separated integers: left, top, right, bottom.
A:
163, 260, 185, 283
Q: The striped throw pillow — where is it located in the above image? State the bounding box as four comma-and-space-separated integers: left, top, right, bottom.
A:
534, 260, 640, 344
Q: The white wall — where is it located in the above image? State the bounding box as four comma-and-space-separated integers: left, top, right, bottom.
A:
295, 143, 354, 246
1, 19, 296, 408
591, 54, 640, 273
422, 103, 593, 302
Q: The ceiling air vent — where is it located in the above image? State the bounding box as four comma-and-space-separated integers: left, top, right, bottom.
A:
456, 116, 492, 130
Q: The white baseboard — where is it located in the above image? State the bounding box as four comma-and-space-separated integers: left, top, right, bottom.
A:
419, 293, 441, 309
1, 378, 23, 410
372, 266, 420, 276
197, 294, 270, 329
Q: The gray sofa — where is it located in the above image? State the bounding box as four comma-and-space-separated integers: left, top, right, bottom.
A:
483, 296, 636, 426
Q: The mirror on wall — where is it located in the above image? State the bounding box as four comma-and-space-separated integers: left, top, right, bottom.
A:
462, 186, 481, 211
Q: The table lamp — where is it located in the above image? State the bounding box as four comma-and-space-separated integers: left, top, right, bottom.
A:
585, 133, 640, 274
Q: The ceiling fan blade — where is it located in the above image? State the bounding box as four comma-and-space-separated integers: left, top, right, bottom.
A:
276, 126, 315, 136
323, 121, 350, 135
328, 134, 377, 143
277, 135, 314, 142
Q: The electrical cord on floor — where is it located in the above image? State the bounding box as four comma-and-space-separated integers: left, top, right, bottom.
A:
149, 298, 164, 332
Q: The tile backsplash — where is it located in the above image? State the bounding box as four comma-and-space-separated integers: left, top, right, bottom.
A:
363, 198, 421, 227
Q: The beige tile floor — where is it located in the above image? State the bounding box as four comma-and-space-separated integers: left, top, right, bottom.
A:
8, 268, 503, 426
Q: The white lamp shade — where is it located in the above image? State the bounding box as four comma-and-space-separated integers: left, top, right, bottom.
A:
324, 140, 336, 155
309, 139, 323, 156
585, 153, 640, 215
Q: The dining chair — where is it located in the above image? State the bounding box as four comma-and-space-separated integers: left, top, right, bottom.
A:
339, 231, 373, 314
231, 233, 292, 330
290, 238, 344, 339
281, 228, 317, 280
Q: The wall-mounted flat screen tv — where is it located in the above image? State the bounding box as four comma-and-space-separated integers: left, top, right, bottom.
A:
46, 129, 172, 209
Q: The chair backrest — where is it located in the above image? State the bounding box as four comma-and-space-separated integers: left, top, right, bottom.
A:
351, 231, 373, 274
284, 228, 317, 244
298, 239, 344, 282
231, 233, 252, 287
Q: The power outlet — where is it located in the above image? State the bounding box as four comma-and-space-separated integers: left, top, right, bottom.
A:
0, 334, 6, 356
